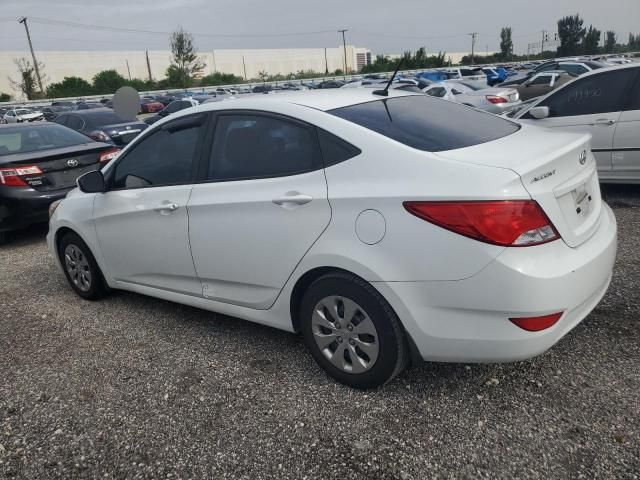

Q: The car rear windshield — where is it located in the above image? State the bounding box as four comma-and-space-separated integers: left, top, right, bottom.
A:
329, 95, 520, 152
82, 111, 127, 126
0, 124, 92, 156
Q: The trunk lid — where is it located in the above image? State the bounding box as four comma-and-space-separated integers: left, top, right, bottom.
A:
435, 124, 602, 247
3, 142, 112, 191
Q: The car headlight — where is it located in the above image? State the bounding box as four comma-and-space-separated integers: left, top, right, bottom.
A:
49, 199, 62, 219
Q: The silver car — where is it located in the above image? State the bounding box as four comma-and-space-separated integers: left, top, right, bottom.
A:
423, 81, 521, 114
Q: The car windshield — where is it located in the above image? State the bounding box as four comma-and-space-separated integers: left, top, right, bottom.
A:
0, 124, 92, 156
15, 109, 31, 115
330, 95, 520, 152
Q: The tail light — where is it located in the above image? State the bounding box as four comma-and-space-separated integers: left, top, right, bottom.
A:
0, 165, 43, 187
403, 200, 559, 247
99, 148, 120, 164
509, 312, 563, 331
486, 95, 508, 104
88, 130, 111, 143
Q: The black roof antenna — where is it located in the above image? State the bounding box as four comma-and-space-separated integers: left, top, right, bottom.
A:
372, 57, 405, 97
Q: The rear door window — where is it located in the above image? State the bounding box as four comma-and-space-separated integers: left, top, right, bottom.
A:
536, 69, 635, 117
330, 95, 520, 152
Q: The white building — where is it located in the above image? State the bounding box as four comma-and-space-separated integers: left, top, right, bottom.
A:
0, 46, 372, 97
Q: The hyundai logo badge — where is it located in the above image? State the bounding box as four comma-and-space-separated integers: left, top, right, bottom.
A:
66, 159, 79, 168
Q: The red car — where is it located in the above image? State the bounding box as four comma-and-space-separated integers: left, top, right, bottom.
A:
139, 98, 164, 114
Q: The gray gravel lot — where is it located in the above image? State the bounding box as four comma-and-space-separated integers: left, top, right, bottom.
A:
1, 185, 639, 479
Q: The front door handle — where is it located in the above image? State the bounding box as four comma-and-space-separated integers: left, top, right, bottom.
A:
153, 202, 179, 213
594, 118, 615, 126
272, 194, 313, 206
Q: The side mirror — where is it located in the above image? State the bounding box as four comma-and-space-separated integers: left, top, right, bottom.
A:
529, 106, 550, 120
77, 170, 106, 193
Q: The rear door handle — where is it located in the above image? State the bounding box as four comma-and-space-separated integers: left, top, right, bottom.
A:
153, 202, 179, 213
272, 194, 313, 206
594, 119, 615, 126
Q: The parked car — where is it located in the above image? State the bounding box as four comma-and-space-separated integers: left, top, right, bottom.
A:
315, 80, 345, 89
514, 71, 576, 101
0, 122, 118, 243
139, 98, 165, 114
54, 109, 148, 146
215, 87, 238, 95
500, 96, 542, 118
252, 84, 272, 93
144, 99, 199, 125
51, 101, 75, 108
512, 64, 640, 183
416, 70, 455, 83
442, 67, 487, 87
499, 61, 607, 86
76, 102, 104, 110
41, 105, 72, 121
2, 107, 45, 124
48, 89, 615, 389
152, 95, 177, 107
482, 67, 514, 86
423, 81, 521, 114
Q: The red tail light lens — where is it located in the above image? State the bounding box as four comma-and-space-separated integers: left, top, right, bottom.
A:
486, 95, 508, 104
403, 200, 559, 247
509, 312, 563, 331
0, 165, 43, 187
99, 148, 120, 164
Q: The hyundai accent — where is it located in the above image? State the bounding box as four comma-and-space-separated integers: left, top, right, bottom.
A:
47, 89, 617, 388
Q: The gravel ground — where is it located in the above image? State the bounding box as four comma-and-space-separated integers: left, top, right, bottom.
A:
1, 185, 639, 480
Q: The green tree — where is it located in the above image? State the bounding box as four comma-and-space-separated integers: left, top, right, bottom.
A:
200, 72, 245, 86
582, 25, 601, 54
500, 27, 513, 59
604, 30, 617, 53
557, 14, 586, 56
92, 69, 128, 94
257, 70, 269, 82
0, 92, 11, 102
167, 27, 205, 88
46, 76, 93, 98
9, 58, 46, 100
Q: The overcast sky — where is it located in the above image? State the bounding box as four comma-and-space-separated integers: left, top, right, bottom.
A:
1, 0, 638, 55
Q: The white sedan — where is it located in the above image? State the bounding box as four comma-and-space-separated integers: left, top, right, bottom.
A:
2, 107, 44, 124
423, 81, 521, 113
47, 89, 616, 389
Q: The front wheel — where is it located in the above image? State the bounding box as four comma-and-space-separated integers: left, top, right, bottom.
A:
300, 273, 408, 389
58, 232, 107, 300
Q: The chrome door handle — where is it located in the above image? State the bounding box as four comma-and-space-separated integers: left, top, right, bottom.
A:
153, 202, 179, 213
272, 194, 313, 206
594, 119, 615, 126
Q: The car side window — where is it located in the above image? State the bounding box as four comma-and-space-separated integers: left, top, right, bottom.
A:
112, 116, 204, 189
537, 70, 634, 118
66, 116, 84, 130
528, 75, 551, 86
317, 129, 361, 167
207, 114, 321, 181
623, 70, 640, 111
426, 87, 446, 98
164, 102, 180, 114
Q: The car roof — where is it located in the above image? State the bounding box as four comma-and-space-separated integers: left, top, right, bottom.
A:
195, 89, 416, 112
0, 121, 64, 130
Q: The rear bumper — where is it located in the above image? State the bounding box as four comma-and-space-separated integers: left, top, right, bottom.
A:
0, 186, 72, 233
374, 203, 617, 363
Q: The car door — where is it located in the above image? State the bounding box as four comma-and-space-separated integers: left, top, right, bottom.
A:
187, 111, 331, 309
5, 111, 16, 124
92, 114, 207, 295
520, 69, 635, 173
611, 68, 640, 179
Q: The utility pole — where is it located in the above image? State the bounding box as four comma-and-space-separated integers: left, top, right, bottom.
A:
212, 50, 217, 73
125, 59, 132, 81
145, 50, 153, 81
242, 56, 247, 81
18, 17, 44, 93
338, 29, 348, 74
541, 30, 547, 55
467, 33, 478, 64
324, 47, 329, 75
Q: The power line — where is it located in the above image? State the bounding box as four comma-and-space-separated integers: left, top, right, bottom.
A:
27, 17, 337, 38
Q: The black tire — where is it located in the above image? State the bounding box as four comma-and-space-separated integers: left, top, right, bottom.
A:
58, 232, 107, 300
300, 272, 408, 389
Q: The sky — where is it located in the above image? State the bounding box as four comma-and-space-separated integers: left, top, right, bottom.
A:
0, 0, 638, 55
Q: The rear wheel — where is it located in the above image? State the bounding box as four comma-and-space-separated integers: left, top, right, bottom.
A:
58, 232, 107, 300
300, 273, 408, 389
